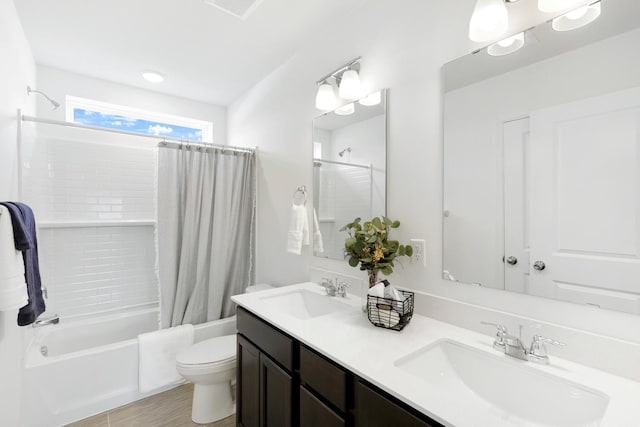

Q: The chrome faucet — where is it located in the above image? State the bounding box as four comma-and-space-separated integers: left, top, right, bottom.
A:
33, 314, 60, 328
481, 322, 565, 364
319, 277, 350, 298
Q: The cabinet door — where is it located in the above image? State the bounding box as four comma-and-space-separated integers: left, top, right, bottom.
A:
237, 335, 260, 427
259, 353, 292, 427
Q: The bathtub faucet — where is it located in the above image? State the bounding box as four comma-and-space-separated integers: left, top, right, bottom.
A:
33, 314, 60, 328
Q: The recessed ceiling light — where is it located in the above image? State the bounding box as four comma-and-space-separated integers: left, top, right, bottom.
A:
142, 71, 165, 83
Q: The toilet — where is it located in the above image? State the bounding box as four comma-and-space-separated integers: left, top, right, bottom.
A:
176, 284, 275, 424
176, 335, 237, 424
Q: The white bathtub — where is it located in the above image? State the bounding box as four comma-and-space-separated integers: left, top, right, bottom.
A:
21, 308, 237, 427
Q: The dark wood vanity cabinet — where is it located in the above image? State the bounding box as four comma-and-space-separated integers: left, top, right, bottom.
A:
237, 308, 294, 427
236, 307, 441, 427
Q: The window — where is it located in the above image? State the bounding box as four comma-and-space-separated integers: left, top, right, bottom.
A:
66, 96, 213, 142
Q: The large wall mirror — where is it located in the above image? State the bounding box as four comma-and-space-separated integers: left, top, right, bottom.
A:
443, 0, 640, 314
313, 89, 387, 260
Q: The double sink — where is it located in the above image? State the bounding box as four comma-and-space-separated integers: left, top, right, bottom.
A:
255, 287, 610, 426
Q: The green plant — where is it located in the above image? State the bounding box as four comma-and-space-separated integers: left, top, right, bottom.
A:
341, 216, 413, 285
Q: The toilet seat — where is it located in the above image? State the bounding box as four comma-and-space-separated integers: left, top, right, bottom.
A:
176, 335, 236, 368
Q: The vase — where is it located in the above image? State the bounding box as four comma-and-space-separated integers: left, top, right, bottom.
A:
362, 270, 379, 313
367, 270, 378, 288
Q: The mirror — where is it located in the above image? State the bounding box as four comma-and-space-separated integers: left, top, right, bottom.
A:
443, 0, 640, 314
313, 89, 387, 260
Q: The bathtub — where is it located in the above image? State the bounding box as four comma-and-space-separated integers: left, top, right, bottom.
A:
21, 307, 237, 427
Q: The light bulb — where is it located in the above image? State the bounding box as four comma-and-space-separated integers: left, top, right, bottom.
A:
315, 83, 337, 110
552, 2, 601, 32
358, 91, 382, 107
565, 6, 589, 20
338, 69, 362, 100
142, 71, 165, 83
538, 0, 584, 13
468, 0, 509, 42
488, 32, 525, 56
335, 103, 355, 116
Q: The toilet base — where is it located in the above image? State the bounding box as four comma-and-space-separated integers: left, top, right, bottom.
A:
191, 381, 235, 424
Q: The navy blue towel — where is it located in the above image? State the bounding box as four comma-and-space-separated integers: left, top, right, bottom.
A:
0, 202, 46, 326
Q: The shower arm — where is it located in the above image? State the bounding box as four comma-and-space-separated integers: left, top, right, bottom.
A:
27, 86, 60, 110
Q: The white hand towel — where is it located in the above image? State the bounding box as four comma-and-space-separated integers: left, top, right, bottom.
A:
0, 207, 28, 311
286, 204, 309, 255
138, 324, 194, 393
313, 208, 324, 254
367, 282, 386, 298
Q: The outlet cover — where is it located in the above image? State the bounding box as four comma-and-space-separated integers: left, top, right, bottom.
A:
410, 239, 426, 266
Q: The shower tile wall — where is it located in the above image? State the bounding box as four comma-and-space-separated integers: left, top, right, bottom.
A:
318, 164, 371, 259
22, 136, 158, 318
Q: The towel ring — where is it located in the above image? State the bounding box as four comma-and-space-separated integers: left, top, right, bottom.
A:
293, 185, 307, 206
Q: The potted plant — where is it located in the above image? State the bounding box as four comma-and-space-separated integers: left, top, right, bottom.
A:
341, 216, 413, 288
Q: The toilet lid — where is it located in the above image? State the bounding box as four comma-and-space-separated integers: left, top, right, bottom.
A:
176, 335, 236, 365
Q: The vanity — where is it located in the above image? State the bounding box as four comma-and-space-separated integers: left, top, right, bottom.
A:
235, 305, 438, 427
232, 283, 640, 427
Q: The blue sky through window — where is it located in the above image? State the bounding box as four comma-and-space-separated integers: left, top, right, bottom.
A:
73, 108, 204, 141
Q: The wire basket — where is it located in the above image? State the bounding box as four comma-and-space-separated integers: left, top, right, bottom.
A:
366, 290, 414, 331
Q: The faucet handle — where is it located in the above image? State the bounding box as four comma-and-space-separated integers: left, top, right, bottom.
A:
319, 277, 336, 296
528, 334, 565, 364
336, 280, 350, 297
480, 322, 508, 351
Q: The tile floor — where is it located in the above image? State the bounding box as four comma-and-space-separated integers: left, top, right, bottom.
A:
66, 384, 235, 427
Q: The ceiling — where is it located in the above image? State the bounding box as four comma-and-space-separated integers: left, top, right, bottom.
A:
14, 0, 363, 106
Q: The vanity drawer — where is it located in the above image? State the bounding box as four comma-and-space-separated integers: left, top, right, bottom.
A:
355, 380, 441, 427
300, 345, 347, 412
237, 307, 294, 371
299, 386, 345, 427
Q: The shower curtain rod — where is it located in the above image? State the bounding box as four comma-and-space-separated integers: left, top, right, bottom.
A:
313, 158, 371, 169
20, 114, 256, 154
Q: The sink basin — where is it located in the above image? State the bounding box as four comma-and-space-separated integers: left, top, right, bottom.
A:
394, 340, 609, 427
260, 289, 350, 320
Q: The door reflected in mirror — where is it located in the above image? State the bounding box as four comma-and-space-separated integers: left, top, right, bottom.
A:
442, 0, 640, 314
313, 89, 387, 260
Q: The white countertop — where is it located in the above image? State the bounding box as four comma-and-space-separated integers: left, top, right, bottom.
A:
232, 282, 640, 427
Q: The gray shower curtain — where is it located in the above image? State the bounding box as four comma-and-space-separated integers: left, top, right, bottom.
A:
157, 144, 256, 328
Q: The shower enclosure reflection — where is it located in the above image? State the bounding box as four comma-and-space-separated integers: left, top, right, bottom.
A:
312, 89, 387, 261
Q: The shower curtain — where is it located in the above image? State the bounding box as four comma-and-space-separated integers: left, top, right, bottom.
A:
157, 145, 256, 327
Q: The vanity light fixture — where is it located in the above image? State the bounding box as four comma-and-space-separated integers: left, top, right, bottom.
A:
315, 82, 337, 110
468, 0, 510, 42
358, 90, 382, 106
552, 1, 601, 32
142, 71, 165, 83
335, 103, 355, 116
315, 56, 362, 110
487, 32, 525, 56
537, 0, 584, 13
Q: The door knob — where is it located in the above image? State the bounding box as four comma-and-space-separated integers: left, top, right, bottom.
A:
533, 261, 546, 271
505, 256, 518, 266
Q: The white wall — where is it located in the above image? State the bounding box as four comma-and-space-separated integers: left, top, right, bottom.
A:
228, 0, 640, 355
0, 0, 36, 424
444, 28, 640, 289
35, 65, 227, 145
